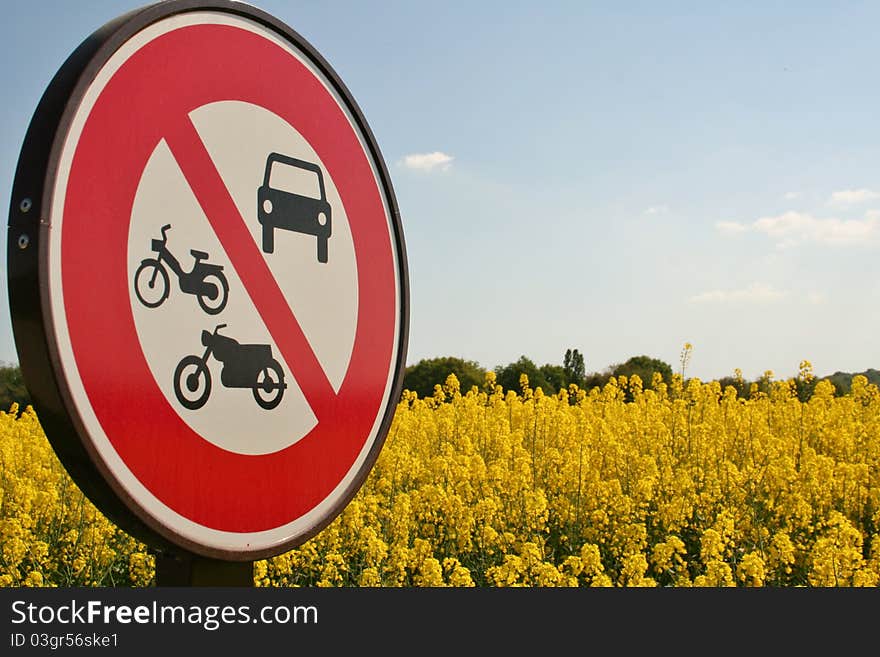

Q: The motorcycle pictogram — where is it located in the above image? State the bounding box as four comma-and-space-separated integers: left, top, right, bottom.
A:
133, 224, 229, 315
173, 324, 287, 411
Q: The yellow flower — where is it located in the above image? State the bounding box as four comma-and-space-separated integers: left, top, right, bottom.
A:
2, 356, 878, 588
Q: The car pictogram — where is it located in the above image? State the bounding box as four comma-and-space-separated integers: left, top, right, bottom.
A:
257, 152, 331, 262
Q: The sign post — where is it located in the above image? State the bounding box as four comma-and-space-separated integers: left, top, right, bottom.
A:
7, 0, 408, 583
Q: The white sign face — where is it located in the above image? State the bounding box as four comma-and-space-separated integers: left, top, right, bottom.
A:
15, 5, 407, 559
129, 100, 359, 455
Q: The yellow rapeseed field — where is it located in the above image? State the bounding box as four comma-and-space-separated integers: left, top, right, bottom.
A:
2, 361, 878, 587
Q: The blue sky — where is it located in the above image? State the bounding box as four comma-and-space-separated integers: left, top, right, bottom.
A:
2, 1, 880, 382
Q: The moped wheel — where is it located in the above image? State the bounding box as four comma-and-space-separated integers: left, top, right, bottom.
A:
134, 259, 170, 308
197, 272, 229, 315
253, 358, 285, 410
173, 355, 212, 410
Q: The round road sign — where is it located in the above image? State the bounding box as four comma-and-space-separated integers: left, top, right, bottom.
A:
7, 0, 408, 560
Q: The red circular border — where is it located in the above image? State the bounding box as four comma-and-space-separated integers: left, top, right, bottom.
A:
61, 22, 396, 532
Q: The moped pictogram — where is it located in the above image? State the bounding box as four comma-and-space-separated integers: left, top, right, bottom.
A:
133, 224, 229, 315
173, 324, 287, 411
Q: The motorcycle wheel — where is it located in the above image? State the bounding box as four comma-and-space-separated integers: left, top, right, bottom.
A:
134, 259, 170, 308
253, 358, 285, 410
173, 355, 212, 410
197, 272, 229, 315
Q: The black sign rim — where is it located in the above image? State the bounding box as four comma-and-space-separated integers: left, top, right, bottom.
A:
6, 0, 409, 561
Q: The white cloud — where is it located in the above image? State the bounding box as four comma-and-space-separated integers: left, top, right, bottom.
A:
783, 191, 800, 200
690, 283, 786, 304
827, 188, 880, 206
400, 151, 454, 172
806, 291, 825, 305
644, 205, 669, 216
715, 211, 879, 246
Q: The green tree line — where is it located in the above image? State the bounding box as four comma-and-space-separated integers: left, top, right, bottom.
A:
0, 363, 32, 413
401, 351, 878, 400
0, 359, 875, 413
